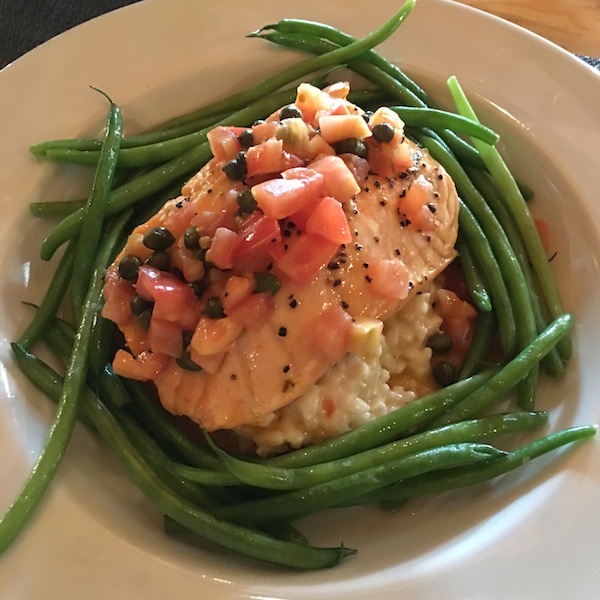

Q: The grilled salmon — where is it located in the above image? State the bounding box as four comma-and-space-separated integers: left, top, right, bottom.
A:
102, 82, 459, 431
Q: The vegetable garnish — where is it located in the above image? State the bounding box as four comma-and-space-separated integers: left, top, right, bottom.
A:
2, 0, 595, 569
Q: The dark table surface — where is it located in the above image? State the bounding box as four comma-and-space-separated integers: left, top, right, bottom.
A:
2, 0, 599, 72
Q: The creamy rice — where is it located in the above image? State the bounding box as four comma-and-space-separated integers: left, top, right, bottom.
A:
234, 285, 442, 456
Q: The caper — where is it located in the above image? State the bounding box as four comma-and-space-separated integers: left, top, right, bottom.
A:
427, 331, 453, 354
432, 361, 457, 387
137, 308, 153, 330
334, 137, 369, 159
254, 272, 281, 295
130, 294, 153, 317
145, 251, 171, 271
182, 330, 194, 348
222, 153, 247, 181
237, 129, 254, 149
143, 226, 175, 251
203, 296, 225, 319
118, 255, 142, 281
372, 122, 395, 143
279, 104, 303, 120
237, 188, 258, 214
176, 351, 202, 372
184, 226, 200, 249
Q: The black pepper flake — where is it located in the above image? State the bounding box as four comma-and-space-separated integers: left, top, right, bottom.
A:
230, 374, 237, 381
428, 203, 437, 213
364, 186, 370, 193
283, 379, 296, 392
395, 248, 401, 256
549, 251, 558, 262
289, 297, 298, 308
379, 200, 387, 206
283, 364, 290, 373
278, 327, 287, 337
175, 200, 183, 209
283, 229, 292, 237
362, 262, 369, 268
266, 262, 274, 271
327, 262, 340, 270
438, 173, 444, 180
341, 300, 349, 309
207, 188, 213, 194
333, 279, 342, 287
365, 275, 372, 283
399, 188, 407, 198
408, 281, 414, 290
287, 221, 296, 228
353, 207, 358, 215
284, 244, 289, 251
374, 180, 381, 189
355, 243, 362, 250
373, 236, 380, 243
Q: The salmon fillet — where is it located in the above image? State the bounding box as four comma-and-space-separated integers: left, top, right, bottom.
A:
103, 83, 459, 431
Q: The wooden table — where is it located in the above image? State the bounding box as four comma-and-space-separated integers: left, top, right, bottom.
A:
452, 0, 600, 57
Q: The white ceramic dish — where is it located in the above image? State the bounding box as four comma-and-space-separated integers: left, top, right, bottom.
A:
0, 0, 599, 597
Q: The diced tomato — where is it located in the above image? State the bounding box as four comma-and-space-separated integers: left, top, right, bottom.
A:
436, 289, 478, 319
318, 114, 372, 144
135, 266, 201, 329
288, 201, 316, 232
308, 155, 360, 202
245, 138, 304, 178
227, 291, 274, 330
275, 233, 339, 287
306, 196, 352, 245
252, 169, 323, 220
206, 227, 239, 270
234, 211, 282, 271
309, 305, 353, 362
399, 174, 436, 230
172, 246, 205, 283
534, 218, 550, 254
339, 154, 369, 186
251, 120, 278, 144
112, 349, 170, 381
190, 315, 243, 356
436, 289, 477, 355
207, 126, 242, 162
368, 106, 404, 130
148, 318, 183, 358
323, 81, 350, 99
306, 133, 335, 160
392, 140, 414, 172
367, 258, 410, 300
102, 267, 136, 326
295, 83, 332, 127
222, 275, 255, 314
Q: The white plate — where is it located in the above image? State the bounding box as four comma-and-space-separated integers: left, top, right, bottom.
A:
1, 0, 599, 597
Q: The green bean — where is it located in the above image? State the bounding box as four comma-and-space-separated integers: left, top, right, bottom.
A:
466, 167, 565, 377
40, 141, 212, 260
447, 76, 571, 361
172, 463, 239, 487
455, 197, 516, 357
253, 32, 425, 108
456, 237, 492, 312
11, 346, 352, 568
0, 209, 130, 553
252, 16, 432, 106
377, 425, 596, 509
419, 128, 539, 407
458, 310, 497, 379
123, 379, 221, 470
266, 369, 497, 469
29, 199, 86, 218
210, 412, 547, 491
42, 88, 296, 169
70, 92, 122, 323
17, 241, 75, 350
431, 313, 573, 427
214, 443, 505, 525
